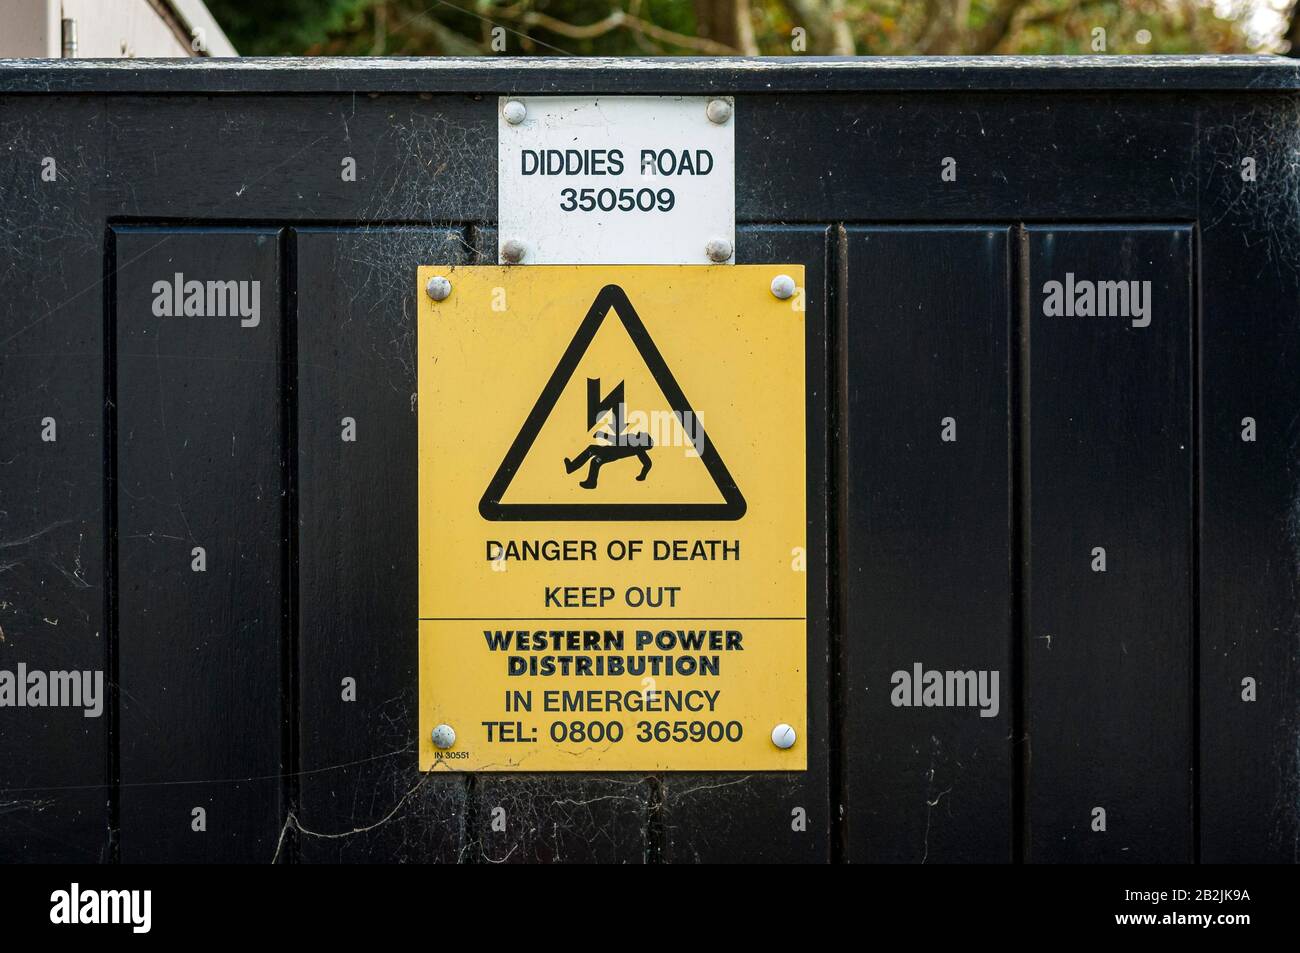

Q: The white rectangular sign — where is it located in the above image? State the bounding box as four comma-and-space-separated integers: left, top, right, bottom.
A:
497, 96, 735, 265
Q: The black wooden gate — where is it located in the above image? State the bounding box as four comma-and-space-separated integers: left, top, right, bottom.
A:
1, 57, 1297, 863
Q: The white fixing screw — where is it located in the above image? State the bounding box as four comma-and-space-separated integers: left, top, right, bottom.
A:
771, 723, 797, 749
425, 275, 452, 301
502, 100, 527, 125
770, 274, 796, 300
431, 724, 456, 749
705, 237, 733, 263
501, 238, 527, 264
706, 98, 732, 125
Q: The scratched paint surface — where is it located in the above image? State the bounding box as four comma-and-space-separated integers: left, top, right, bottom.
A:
0, 65, 1298, 863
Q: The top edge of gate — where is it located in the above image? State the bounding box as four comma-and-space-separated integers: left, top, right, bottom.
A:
0, 54, 1297, 95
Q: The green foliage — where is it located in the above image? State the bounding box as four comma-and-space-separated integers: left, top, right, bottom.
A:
205, 0, 373, 56
205, 0, 1265, 58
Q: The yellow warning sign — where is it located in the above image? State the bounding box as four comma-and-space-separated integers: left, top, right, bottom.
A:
417, 266, 806, 771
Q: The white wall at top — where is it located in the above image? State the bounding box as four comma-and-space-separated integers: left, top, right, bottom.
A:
0, 0, 61, 56
61, 0, 189, 57
0, 0, 238, 57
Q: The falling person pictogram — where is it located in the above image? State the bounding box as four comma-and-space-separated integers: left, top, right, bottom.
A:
564, 377, 655, 489
564, 427, 654, 489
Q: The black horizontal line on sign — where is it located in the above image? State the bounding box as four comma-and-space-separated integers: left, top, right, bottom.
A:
420, 617, 807, 622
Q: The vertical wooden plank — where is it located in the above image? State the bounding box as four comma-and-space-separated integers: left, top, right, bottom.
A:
1024, 225, 1192, 862
841, 226, 1013, 863
658, 225, 832, 863
1198, 100, 1300, 862
466, 227, 651, 864
0, 98, 109, 863
295, 227, 470, 862
115, 227, 284, 862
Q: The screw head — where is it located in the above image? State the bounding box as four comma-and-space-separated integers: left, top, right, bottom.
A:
705, 237, 733, 263
706, 98, 733, 125
501, 238, 527, 264
502, 99, 527, 125
431, 724, 456, 749
771, 723, 797, 750
425, 275, 452, 301
770, 274, 796, 300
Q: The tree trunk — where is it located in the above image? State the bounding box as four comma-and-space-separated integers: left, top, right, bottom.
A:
918, 0, 971, 55
693, 0, 759, 54
781, 0, 856, 55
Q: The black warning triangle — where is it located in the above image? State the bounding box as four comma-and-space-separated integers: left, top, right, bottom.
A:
480, 284, 746, 522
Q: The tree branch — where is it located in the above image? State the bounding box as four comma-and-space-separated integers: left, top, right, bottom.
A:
505, 8, 740, 54
969, 0, 1027, 53
401, 9, 486, 56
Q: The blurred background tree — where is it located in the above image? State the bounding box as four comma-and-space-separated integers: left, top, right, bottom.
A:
203, 0, 1300, 57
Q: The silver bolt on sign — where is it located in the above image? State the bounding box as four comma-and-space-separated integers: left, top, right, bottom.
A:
706, 98, 733, 125
770, 274, 796, 300
706, 237, 734, 262
431, 724, 457, 749
502, 99, 527, 125
425, 275, 452, 301
501, 238, 527, 264
771, 723, 797, 749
